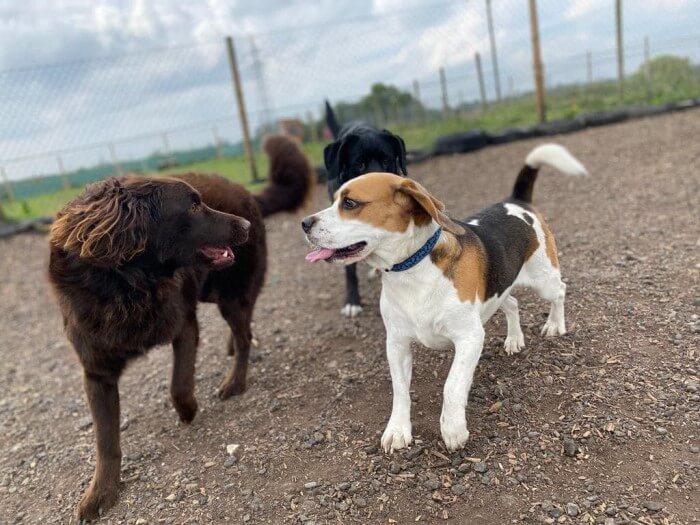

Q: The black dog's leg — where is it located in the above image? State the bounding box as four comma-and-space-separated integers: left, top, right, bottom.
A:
342, 263, 362, 317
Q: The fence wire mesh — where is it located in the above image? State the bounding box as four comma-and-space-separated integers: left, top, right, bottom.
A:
1, 0, 698, 211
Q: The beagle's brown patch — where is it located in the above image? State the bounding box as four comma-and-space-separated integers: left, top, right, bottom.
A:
534, 211, 559, 268
337, 173, 465, 235
431, 233, 486, 303
337, 173, 416, 233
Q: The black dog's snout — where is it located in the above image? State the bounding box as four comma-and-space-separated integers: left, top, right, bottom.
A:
239, 218, 251, 231
301, 215, 316, 233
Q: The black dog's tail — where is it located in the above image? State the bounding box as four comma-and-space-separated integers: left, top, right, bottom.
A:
325, 100, 341, 139
254, 135, 315, 217
511, 144, 588, 203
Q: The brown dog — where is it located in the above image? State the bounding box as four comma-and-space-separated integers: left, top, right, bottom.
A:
48, 135, 312, 521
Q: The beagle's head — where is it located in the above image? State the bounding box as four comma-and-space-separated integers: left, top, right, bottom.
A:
302, 172, 464, 266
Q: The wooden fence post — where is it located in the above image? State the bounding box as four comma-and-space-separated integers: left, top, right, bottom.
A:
439, 67, 450, 118
615, 0, 625, 104
225, 36, 260, 183
528, 0, 546, 123
475, 52, 487, 110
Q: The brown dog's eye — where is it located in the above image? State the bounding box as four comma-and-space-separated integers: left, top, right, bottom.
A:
342, 198, 360, 210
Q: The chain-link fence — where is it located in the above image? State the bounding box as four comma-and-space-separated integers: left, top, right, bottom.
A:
1, 0, 698, 219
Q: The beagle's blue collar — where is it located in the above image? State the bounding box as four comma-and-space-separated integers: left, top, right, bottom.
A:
388, 227, 443, 272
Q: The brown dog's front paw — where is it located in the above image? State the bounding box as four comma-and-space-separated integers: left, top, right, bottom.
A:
172, 395, 198, 423
218, 379, 246, 400
77, 484, 119, 521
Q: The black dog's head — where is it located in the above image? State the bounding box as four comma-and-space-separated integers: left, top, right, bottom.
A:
50, 176, 250, 270
324, 125, 407, 195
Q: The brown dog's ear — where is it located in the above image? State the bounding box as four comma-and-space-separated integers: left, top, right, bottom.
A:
50, 178, 154, 266
395, 179, 465, 235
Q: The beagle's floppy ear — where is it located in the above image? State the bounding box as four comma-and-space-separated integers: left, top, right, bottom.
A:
395, 179, 465, 235
50, 178, 156, 266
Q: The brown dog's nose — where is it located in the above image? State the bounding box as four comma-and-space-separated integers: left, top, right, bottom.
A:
301, 215, 316, 233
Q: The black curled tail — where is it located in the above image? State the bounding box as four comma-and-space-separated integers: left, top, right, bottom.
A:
511, 165, 538, 203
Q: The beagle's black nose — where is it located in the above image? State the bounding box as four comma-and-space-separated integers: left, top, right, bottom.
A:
301, 215, 316, 233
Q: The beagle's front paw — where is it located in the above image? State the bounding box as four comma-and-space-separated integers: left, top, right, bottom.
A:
440, 416, 470, 452
381, 418, 412, 453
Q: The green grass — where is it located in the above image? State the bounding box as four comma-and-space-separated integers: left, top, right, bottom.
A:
1, 142, 329, 221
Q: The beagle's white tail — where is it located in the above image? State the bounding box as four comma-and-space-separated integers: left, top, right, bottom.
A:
512, 144, 587, 203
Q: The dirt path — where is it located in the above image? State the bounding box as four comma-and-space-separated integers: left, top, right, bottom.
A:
1, 109, 698, 524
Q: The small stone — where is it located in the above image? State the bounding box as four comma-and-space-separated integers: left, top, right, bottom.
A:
389, 462, 401, 475
76, 417, 92, 431
690, 445, 699, 453
563, 439, 577, 457
643, 501, 663, 512
243, 514, 251, 522
566, 503, 579, 516
304, 481, 319, 490
224, 456, 238, 468
423, 478, 440, 491
353, 496, 367, 508
405, 446, 424, 460
135, 519, 147, 525
226, 444, 242, 457
656, 427, 667, 435
473, 462, 488, 473
605, 505, 618, 516
204, 461, 215, 468
549, 507, 563, 518
451, 484, 466, 496
604, 519, 615, 525
627, 506, 640, 515
165, 493, 177, 502
336, 482, 351, 491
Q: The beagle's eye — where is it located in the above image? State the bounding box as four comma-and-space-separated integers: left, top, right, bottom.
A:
342, 197, 360, 210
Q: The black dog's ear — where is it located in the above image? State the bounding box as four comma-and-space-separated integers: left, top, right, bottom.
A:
324, 134, 359, 180
382, 130, 408, 176
323, 141, 340, 173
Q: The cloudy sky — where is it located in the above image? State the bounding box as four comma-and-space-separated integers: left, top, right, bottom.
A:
0, 0, 697, 179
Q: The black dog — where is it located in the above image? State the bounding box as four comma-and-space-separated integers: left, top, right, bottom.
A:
323, 100, 408, 316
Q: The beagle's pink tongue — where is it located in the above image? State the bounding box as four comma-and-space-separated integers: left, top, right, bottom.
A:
305, 247, 335, 262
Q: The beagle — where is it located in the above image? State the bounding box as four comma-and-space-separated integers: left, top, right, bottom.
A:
302, 144, 587, 452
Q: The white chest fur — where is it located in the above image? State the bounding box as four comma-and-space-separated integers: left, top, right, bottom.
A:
379, 260, 489, 350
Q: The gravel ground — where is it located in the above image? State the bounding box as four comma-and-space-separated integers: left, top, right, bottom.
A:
1, 109, 699, 525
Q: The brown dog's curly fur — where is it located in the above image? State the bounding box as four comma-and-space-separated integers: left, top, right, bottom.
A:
48, 135, 313, 521
50, 178, 154, 266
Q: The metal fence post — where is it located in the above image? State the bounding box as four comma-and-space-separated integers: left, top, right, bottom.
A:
225, 36, 260, 183
475, 52, 487, 111
528, 0, 546, 123
108, 143, 123, 176
1, 167, 16, 202
586, 50, 593, 86
485, 0, 502, 102
439, 67, 450, 118
56, 154, 71, 190
615, 0, 625, 104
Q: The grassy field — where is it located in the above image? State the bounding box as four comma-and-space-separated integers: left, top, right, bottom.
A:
1, 144, 326, 221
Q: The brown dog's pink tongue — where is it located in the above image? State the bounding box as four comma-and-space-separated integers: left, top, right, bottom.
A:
305, 248, 335, 262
